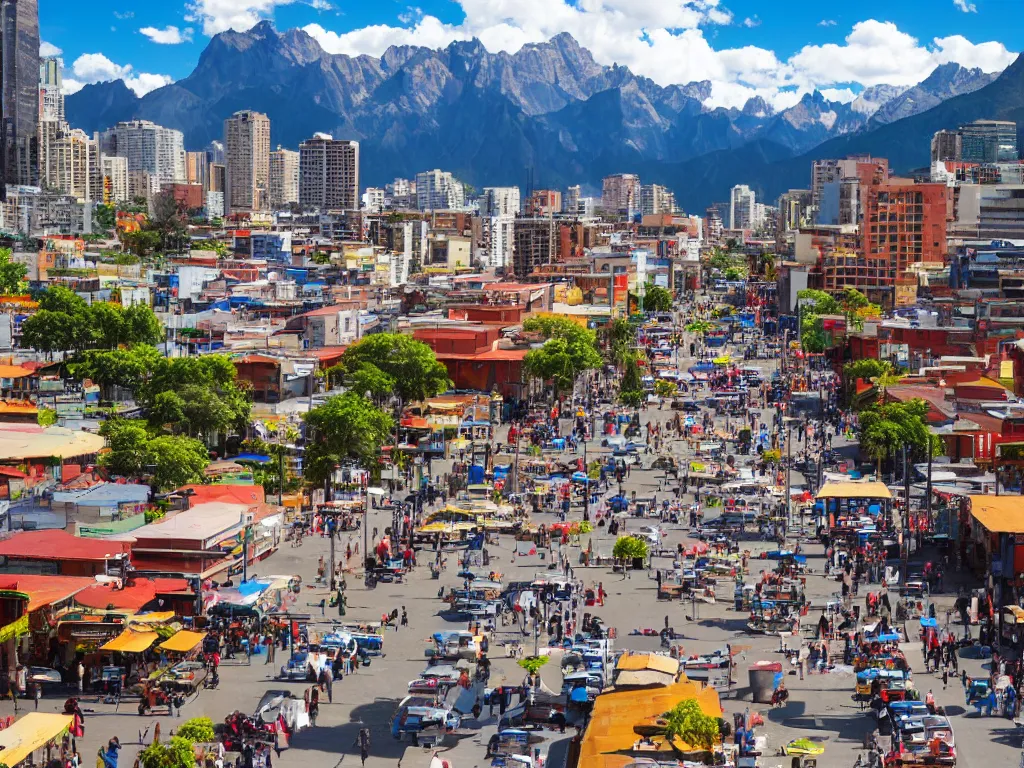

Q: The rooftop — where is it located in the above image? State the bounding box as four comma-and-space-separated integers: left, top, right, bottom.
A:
0, 530, 129, 562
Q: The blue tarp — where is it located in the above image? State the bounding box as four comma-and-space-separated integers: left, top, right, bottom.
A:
230, 453, 272, 464
51, 482, 150, 508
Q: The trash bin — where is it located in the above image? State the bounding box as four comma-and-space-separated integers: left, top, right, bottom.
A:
748, 660, 783, 704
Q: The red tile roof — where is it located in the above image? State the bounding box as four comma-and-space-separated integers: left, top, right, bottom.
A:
74, 577, 192, 610
0, 574, 98, 611
434, 349, 529, 361
179, 484, 265, 506
0, 530, 130, 562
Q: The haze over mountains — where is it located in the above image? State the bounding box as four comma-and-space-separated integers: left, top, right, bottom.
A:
66, 22, 1018, 210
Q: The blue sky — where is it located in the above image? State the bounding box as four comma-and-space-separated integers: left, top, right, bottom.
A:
40, 0, 1022, 109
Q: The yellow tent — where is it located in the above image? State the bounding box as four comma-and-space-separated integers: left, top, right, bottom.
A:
100, 628, 160, 653
0, 713, 73, 767
158, 630, 207, 653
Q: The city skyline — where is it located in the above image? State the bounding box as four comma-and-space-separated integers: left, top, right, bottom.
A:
38, 1, 1021, 109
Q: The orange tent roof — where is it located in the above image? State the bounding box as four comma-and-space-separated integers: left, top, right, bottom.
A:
179, 484, 265, 506
578, 680, 722, 768
0, 575, 97, 611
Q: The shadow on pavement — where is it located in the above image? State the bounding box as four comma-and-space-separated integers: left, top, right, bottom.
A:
288, 696, 406, 762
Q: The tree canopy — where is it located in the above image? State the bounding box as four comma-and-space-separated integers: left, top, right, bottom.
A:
0, 248, 27, 295
858, 398, 942, 476
303, 392, 395, 485
340, 333, 451, 403
20, 287, 162, 354
641, 283, 673, 313
612, 536, 649, 561
662, 699, 719, 752
99, 419, 210, 491
523, 316, 602, 395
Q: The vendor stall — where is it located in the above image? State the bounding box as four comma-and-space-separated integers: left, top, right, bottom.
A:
0, 713, 73, 768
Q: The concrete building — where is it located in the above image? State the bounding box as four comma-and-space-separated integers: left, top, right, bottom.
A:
513, 217, 556, 277
601, 174, 640, 216
960, 120, 1018, 164
298, 134, 359, 212
205, 190, 224, 219
209, 163, 225, 193
100, 120, 185, 189
39, 56, 63, 123
931, 130, 962, 163
481, 215, 515, 270
811, 156, 888, 212
1, 0, 40, 188
481, 187, 520, 216
564, 185, 581, 214
100, 155, 128, 204
250, 231, 292, 262
777, 189, 812, 233
53, 128, 90, 201
525, 189, 560, 216
268, 147, 299, 208
185, 151, 208, 189
363, 187, 385, 213
640, 184, 674, 216
224, 110, 271, 214
128, 170, 155, 203
416, 169, 463, 211
729, 184, 755, 230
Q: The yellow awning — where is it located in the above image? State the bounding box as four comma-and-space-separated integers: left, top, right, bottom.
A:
158, 630, 207, 653
816, 481, 893, 500
0, 713, 73, 767
100, 629, 159, 653
128, 611, 176, 625
969, 495, 1024, 534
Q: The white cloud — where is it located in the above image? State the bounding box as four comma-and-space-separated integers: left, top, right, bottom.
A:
953, 0, 977, 12
140, 25, 194, 44
307, 0, 332, 9
113, 10, 135, 19
818, 19, 836, 27
186, 0, 297, 36
67, 53, 172, 96
819, 87, 857, 103
39, 40, 61, 57
742, 16, 760, 28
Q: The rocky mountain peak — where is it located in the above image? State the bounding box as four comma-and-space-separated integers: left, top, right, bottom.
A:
742, 96, 772, 117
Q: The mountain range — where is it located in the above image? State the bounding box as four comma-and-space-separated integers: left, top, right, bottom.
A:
66, 23, 1017, 210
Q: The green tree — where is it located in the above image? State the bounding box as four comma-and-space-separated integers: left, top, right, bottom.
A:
146, 435, 210, 490
612, 536, 649, 561
641, 283, 673, 313
303, 392, 394, 486
796, 289, 842, 316
150, 190, 189, 254
347, 362, 396, 406
523, 316, 602, 396
122, 303, 163, 345
36, 408, 57, 427
340, 333, 451, 403
99, 419, 152, 478
70, 346, 163, 393
858, 399, 942, 477
310, 251, 331, 265
20, 310, 77, 355
525, 338, 579, 398
94, 203, 117, 233
0, 248, 27, 295
516, 655, 549, 676
619, 389, 645, 408
176, 717, 216, 743
663, 699, 719, 752
606, 317, 636, 368
88, 302, 127, 348
140, 736, 197, 768
654, 379, 677, 398
140, 355, 251, 437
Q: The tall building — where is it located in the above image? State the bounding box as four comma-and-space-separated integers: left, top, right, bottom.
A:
416, 169, 463, 210
224, 110, 270, 214
363, 187, 385, 213
777, 189, 812, 233
297, 134, 359, 212
563, 185, 581, 214
525, 189, 561, 216
481, 215, 515, 269
601, 174, 640, 216
209, 163, 225, 193
960, 120, 1018, 164
729, 184, 755, 230
100, 120, 185, 193
185, 151, 208, 189
100, 155, 128, 204
205, 140, 224, 165
268, 147, 299, 208
704, 206, 723, 245
53, 128, 89, 201
931, 130, 962, 163
480, 187, 520, 216
513, 218, 555, 277
1, 0, 39, 190
640, 184, 674, 216
811, 156, 889, 211
39, 56, 63, 123
839, 179, 950, 300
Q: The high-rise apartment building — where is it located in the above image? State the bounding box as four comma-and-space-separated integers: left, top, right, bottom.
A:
100, 120, 185, 193
931, 130, 962, 163
601, 174, 640, 216
224, 110, 270, 214
363, 187, 385, 213
39, 56, 63, 123
1, 0, 39, 190
777, 189, 812, 233
481, 187, 520, 216
960, 120, 1018, 164
209, 163, 225, 193
298, 134, 359, 212
563, 185, 581, 214
100, 155, 128, 204
526, 189, 561, 216
513, 218, 556, 277
416, 169, 463, 210
268, 147, 299, 208
729, 184, 755, 230
481, 215, 515, 270
53, 128, 89, 201
704, 206, 723, 245
185, 151, 208, 189
640, 184, 674, 216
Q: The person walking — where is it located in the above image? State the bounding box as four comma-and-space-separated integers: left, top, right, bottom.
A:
356, 728, 370, 767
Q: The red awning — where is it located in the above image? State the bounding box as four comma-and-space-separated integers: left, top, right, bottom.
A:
0, 466, 28, 478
